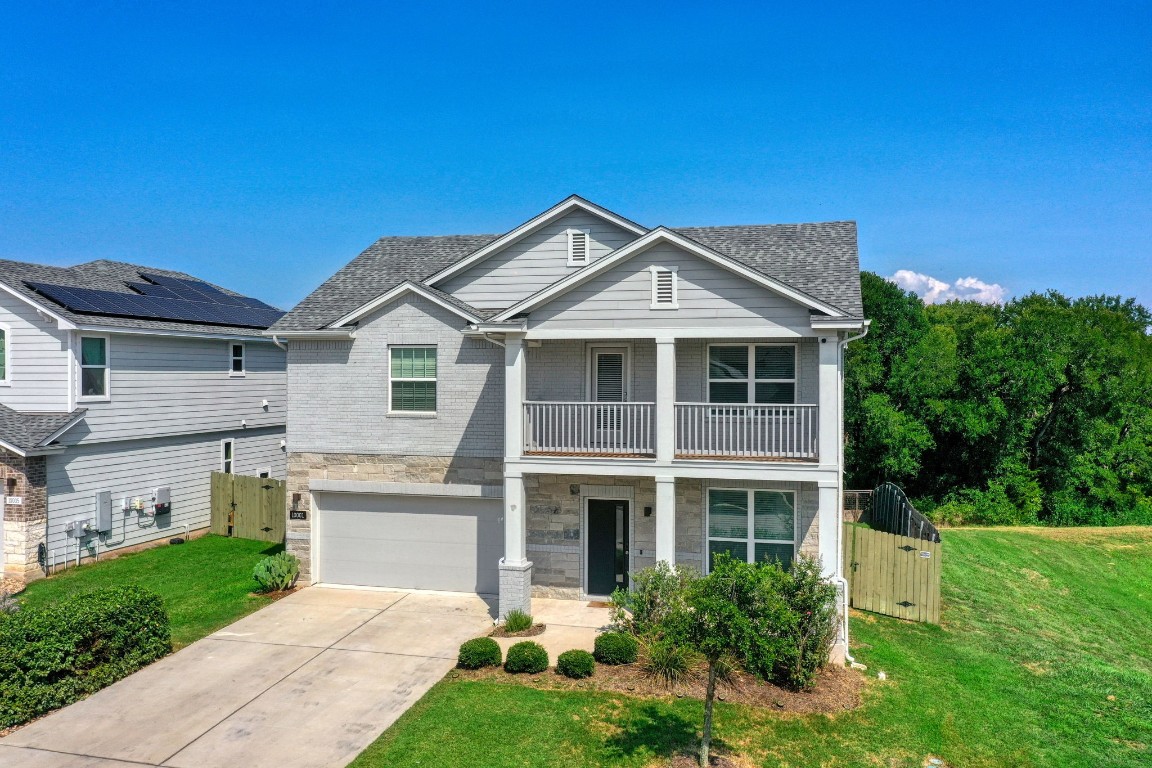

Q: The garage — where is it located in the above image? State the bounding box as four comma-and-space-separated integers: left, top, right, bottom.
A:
313, 491, 504, 594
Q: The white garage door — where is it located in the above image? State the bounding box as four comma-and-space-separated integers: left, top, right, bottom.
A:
315, 492, 504, 594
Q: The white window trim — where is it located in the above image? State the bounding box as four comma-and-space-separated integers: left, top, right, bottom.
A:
705, 342, 798, 405
220, 439, 235, 474
387, 344, 438, 416
77, 333, 111, 403
0, 322, 10, 386
229, 342, 246, 377
704, 487, 798, 573
649, 266, 679, 310
566, 228, 591, 267
585, 343, 633, 402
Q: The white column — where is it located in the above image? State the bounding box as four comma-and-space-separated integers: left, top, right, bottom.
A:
503, 471, 528, 567
504, 334, 526, 461
817, 481, 839, 578
655, 338, 676, 463
817, 336, 839, 467
655, 475, 676, 565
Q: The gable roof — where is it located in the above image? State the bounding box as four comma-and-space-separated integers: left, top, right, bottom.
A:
491, 227, 852, 321
270, 206, 862, 332
329, 281, 490, 327
0, 404, 86, 455
0, 259, 284, 337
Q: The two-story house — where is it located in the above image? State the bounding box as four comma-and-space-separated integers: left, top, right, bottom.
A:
0, 259, 287, 583
270, 196, 865, 658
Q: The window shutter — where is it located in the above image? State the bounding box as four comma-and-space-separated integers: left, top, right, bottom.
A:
568, 229, 589, 265
650, 267, 678, 308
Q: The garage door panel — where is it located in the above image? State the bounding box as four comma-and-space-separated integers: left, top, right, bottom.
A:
315, 492, 503, 594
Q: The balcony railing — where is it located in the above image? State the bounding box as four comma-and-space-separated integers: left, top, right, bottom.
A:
524, 402, 655, 456
675, 403, 818, 460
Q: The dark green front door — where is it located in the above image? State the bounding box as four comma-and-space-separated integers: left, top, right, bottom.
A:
587, 499, 629, 596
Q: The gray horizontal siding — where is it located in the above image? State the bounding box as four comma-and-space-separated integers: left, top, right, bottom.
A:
529, 243, 815, 332
0, 294, 71, 411
439, 211, 638, 310
286, 295, 504, 457
66, 335, 287, 444
44, 428, 286, 565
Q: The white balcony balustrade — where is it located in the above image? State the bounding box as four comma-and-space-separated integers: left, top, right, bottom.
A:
674, 403, 819, 460
523, 402, 655, 456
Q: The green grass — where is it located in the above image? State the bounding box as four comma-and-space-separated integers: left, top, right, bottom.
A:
351, 526, 1152, 767
18, 534, 281, 648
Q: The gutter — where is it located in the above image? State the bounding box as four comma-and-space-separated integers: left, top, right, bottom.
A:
835, 319, 871, 665
260, 328, 357, 340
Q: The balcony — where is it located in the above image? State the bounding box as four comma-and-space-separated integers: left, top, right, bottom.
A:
522, 401, 818, 461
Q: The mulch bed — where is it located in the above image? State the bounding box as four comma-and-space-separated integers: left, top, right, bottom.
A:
1, 577, 25, 596
247, 585, 303, 601
489, 623, 547, 638
449, 661, 864, 714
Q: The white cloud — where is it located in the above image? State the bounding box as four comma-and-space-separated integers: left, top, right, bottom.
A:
889, 270, 1007, 305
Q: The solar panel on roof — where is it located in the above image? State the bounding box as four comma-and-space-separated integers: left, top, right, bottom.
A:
26, 281, 284, 329
137, 273, 279, 310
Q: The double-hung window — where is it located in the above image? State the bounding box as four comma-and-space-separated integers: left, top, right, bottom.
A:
221, 439, 234, 473
707, 344, 796, 405
389, 346, 437, 413
0, 324, 8, 385
707, 488, 796, 570
79, 336, 109, 399
230, 343, 245, 376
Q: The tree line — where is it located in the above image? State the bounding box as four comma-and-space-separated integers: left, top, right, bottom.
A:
845, 272, 1152, 526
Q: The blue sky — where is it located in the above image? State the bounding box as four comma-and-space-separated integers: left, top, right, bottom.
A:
1, 1, 1149, 310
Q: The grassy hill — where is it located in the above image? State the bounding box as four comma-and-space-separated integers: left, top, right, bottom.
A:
353, 527, 1152, 767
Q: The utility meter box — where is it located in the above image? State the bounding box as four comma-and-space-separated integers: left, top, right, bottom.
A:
95, 490, 113, 531
152, 486, 172, 514
65, 518, 93, 538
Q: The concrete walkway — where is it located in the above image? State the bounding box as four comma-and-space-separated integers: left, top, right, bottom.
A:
0, 587, 496, 768
493, 598, 612, 663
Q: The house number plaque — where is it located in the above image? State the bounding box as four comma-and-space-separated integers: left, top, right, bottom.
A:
4, 496, 22, 506
290, 510, 307, 520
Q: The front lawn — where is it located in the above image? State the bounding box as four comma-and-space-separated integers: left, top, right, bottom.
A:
17, 534, 281, 648
351, 526, 1152, 767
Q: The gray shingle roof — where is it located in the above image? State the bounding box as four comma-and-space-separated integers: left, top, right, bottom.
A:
269, 218, 862, 332
0, 258, 282, 337
0, 404, 86, 452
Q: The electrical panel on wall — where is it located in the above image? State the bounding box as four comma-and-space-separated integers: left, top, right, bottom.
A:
95, 490, 113, 532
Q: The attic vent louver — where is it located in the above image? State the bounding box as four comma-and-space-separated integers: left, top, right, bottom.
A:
567, 229, 590, 266
650, 266, 678, 309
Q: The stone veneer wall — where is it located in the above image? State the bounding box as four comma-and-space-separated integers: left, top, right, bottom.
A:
525, 474, 820, 598
1, 450, 48, 583
285, 452, 503, 582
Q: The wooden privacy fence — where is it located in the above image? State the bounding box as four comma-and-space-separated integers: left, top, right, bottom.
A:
843, 524, 941, 623
210, 472, 286, 544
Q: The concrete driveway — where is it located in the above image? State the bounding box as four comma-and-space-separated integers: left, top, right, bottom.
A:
0, 587, 495, 768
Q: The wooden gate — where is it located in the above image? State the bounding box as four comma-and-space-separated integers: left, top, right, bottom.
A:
843, 524, 941, 623
210, 472, 286, 544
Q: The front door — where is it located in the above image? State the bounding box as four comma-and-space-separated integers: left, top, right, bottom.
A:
587, 499, 629, 595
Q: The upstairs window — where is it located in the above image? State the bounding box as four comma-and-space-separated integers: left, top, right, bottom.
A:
649, 267, 678, 309
390, 346, 437, 413
230, 343, 245, 376
79, 336, 109, 399
707, 488, 796, 570
567, 228, 590, 266
0, 324, 8, 384
708, 344, 796, 405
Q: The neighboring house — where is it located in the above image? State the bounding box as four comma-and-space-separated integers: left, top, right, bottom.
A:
0, 259, 287, 583
270, 195, 865, 657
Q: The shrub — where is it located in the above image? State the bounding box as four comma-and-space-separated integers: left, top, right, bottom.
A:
610, 561, 696, 637
502, 609, 533, 633
504, 641, 548, 674
593, 631, 638, 665
556, 649, 595, 679
639, 637, 697, 686
0, 585, 170, 728
252, 551, 300, 593
457, 637, 501, 669
772, 555, 840, 691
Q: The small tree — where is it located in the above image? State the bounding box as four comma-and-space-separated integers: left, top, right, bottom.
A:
680, 555, 790, 766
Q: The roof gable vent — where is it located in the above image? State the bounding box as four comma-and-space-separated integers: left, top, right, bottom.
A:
649, 266, 678, 309
567, 229, 590, 266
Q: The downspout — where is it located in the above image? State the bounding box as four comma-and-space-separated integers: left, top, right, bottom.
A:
271, 335, 287, 351
482, 333, 506, 348
834, 320, 870, 665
